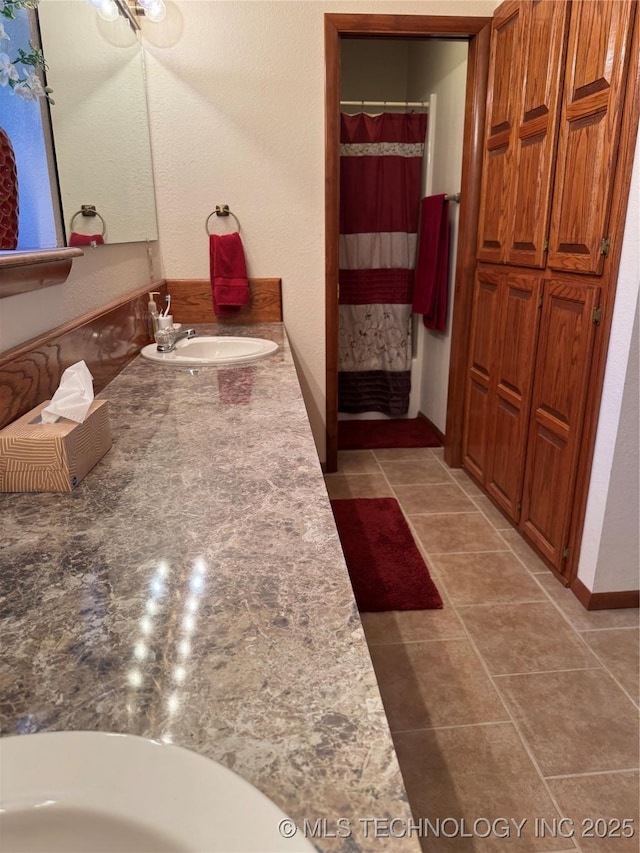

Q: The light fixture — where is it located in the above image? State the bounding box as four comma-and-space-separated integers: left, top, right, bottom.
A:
88, 0, 120, 22
86, 0, 142, 30
136, 0, 166, 23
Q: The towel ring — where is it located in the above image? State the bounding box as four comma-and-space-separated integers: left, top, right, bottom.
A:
206, 205, 241, 235
69, 204, 106, 236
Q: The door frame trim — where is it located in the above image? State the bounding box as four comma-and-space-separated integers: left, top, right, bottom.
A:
324, 13, 492, 473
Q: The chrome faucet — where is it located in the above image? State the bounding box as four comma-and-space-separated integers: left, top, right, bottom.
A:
156, 327, 196, 353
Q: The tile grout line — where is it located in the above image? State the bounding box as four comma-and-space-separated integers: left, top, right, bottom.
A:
381, 462, 582, 851
491, 667, 603, 679
526, 574, 640, 705
442, 602, 583, 851
421, 548, 512, 556
423, 461, 638, 848
544, 767, 640, 780
337, 448, 633, 848
391, 720, 513, 735
432, 478, 640, 710
366, 637, 468, 647
528, 572, 640, 631
392, 451, 607, 850
455, 599, 571, 609
563, 637, 640, 710
364, 451, 579, 848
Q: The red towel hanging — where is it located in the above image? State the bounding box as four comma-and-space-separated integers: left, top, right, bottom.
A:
209, 232, 251, 317
412, 194, 450, 332
68, 233, 104, 247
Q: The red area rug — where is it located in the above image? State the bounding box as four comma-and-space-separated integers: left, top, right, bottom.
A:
330, 498, 443, 612
338, 418, 442, 450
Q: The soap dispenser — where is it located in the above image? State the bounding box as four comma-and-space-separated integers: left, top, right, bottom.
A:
147, 292, 161, 337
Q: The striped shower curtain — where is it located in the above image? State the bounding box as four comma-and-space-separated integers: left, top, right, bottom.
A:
338, 112, 427, 416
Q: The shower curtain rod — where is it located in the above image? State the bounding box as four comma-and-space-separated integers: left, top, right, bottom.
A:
340, 100, 429, 108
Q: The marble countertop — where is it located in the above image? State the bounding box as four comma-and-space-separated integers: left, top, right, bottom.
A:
0, 323, 419, 852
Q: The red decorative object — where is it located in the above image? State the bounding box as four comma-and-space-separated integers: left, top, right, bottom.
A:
330, 497, 443, 612
338, 417, 442, 450
0, 127, 19, 250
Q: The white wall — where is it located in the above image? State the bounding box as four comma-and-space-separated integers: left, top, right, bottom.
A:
578, 135, 640, 594
591, 306, 639, 593
141, 0, 499, 461
407, 40, 467, 432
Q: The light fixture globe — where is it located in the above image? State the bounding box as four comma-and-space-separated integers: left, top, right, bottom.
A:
137, 0, 166, 22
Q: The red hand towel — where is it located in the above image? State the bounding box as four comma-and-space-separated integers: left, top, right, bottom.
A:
412, 194, 450, 332
69, 233, 104, 247
209, 232, 251, 317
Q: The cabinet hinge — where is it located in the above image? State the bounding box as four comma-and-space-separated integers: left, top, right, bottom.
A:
537, 292, 543, 309
562, 545, 570, 560
543, 237, 549, 252
516, 500, 522, 512
600, 236, 611, 256
593, 306, 602, 325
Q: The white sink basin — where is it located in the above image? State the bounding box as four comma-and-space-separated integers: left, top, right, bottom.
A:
0, 731, 313, 852
141, 336, 278, 367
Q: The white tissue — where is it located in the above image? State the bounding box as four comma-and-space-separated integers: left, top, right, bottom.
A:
41, 361, 95, 424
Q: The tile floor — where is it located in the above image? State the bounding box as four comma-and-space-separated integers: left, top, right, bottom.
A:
325, 447, 640, 852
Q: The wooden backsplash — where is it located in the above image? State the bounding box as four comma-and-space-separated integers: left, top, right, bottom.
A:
0, 278, 282, 431
168, 278, 282, 324
0, 282, 166, 431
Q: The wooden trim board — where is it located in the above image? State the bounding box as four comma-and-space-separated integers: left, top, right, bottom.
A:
418, 410, 445, 445
571, 577, 640, 611
0, 248, 83, 298
324, 13, 492, 474
0, 281, 166, 431
167, 278, 282, 325
0, 277, 282, 433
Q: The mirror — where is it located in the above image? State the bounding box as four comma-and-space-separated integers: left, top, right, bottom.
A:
37, 0, 159, 246
0, 5, 60, 250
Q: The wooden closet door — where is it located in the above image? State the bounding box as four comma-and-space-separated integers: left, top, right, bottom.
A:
485, 274, 543, 520
520, 281, 600, 570
507, 0, 569, 268
462, 268, 501, 483
476, 1, 522, 264
547, 0, 636, 274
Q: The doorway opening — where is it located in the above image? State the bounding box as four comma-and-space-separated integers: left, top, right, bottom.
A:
324, 14, 492, 473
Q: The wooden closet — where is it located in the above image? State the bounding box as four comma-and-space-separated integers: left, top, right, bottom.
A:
463, 0, 639, 579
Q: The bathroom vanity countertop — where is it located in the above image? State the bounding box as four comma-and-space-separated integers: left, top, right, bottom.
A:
0, 323, 419, 852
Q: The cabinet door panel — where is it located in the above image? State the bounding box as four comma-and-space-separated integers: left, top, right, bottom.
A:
548, 0, 636, 274
520, 281, 600, 569
462, 269, 501, 482
507, 0, 569, 268
477, 2, 521, 264
485, 274, 543, 519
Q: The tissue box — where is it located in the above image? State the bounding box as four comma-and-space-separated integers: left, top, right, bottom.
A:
0, 400, 112, 493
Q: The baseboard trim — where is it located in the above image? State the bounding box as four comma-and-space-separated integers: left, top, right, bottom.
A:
417, 411, 445, 445
571, 577, 639, 611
